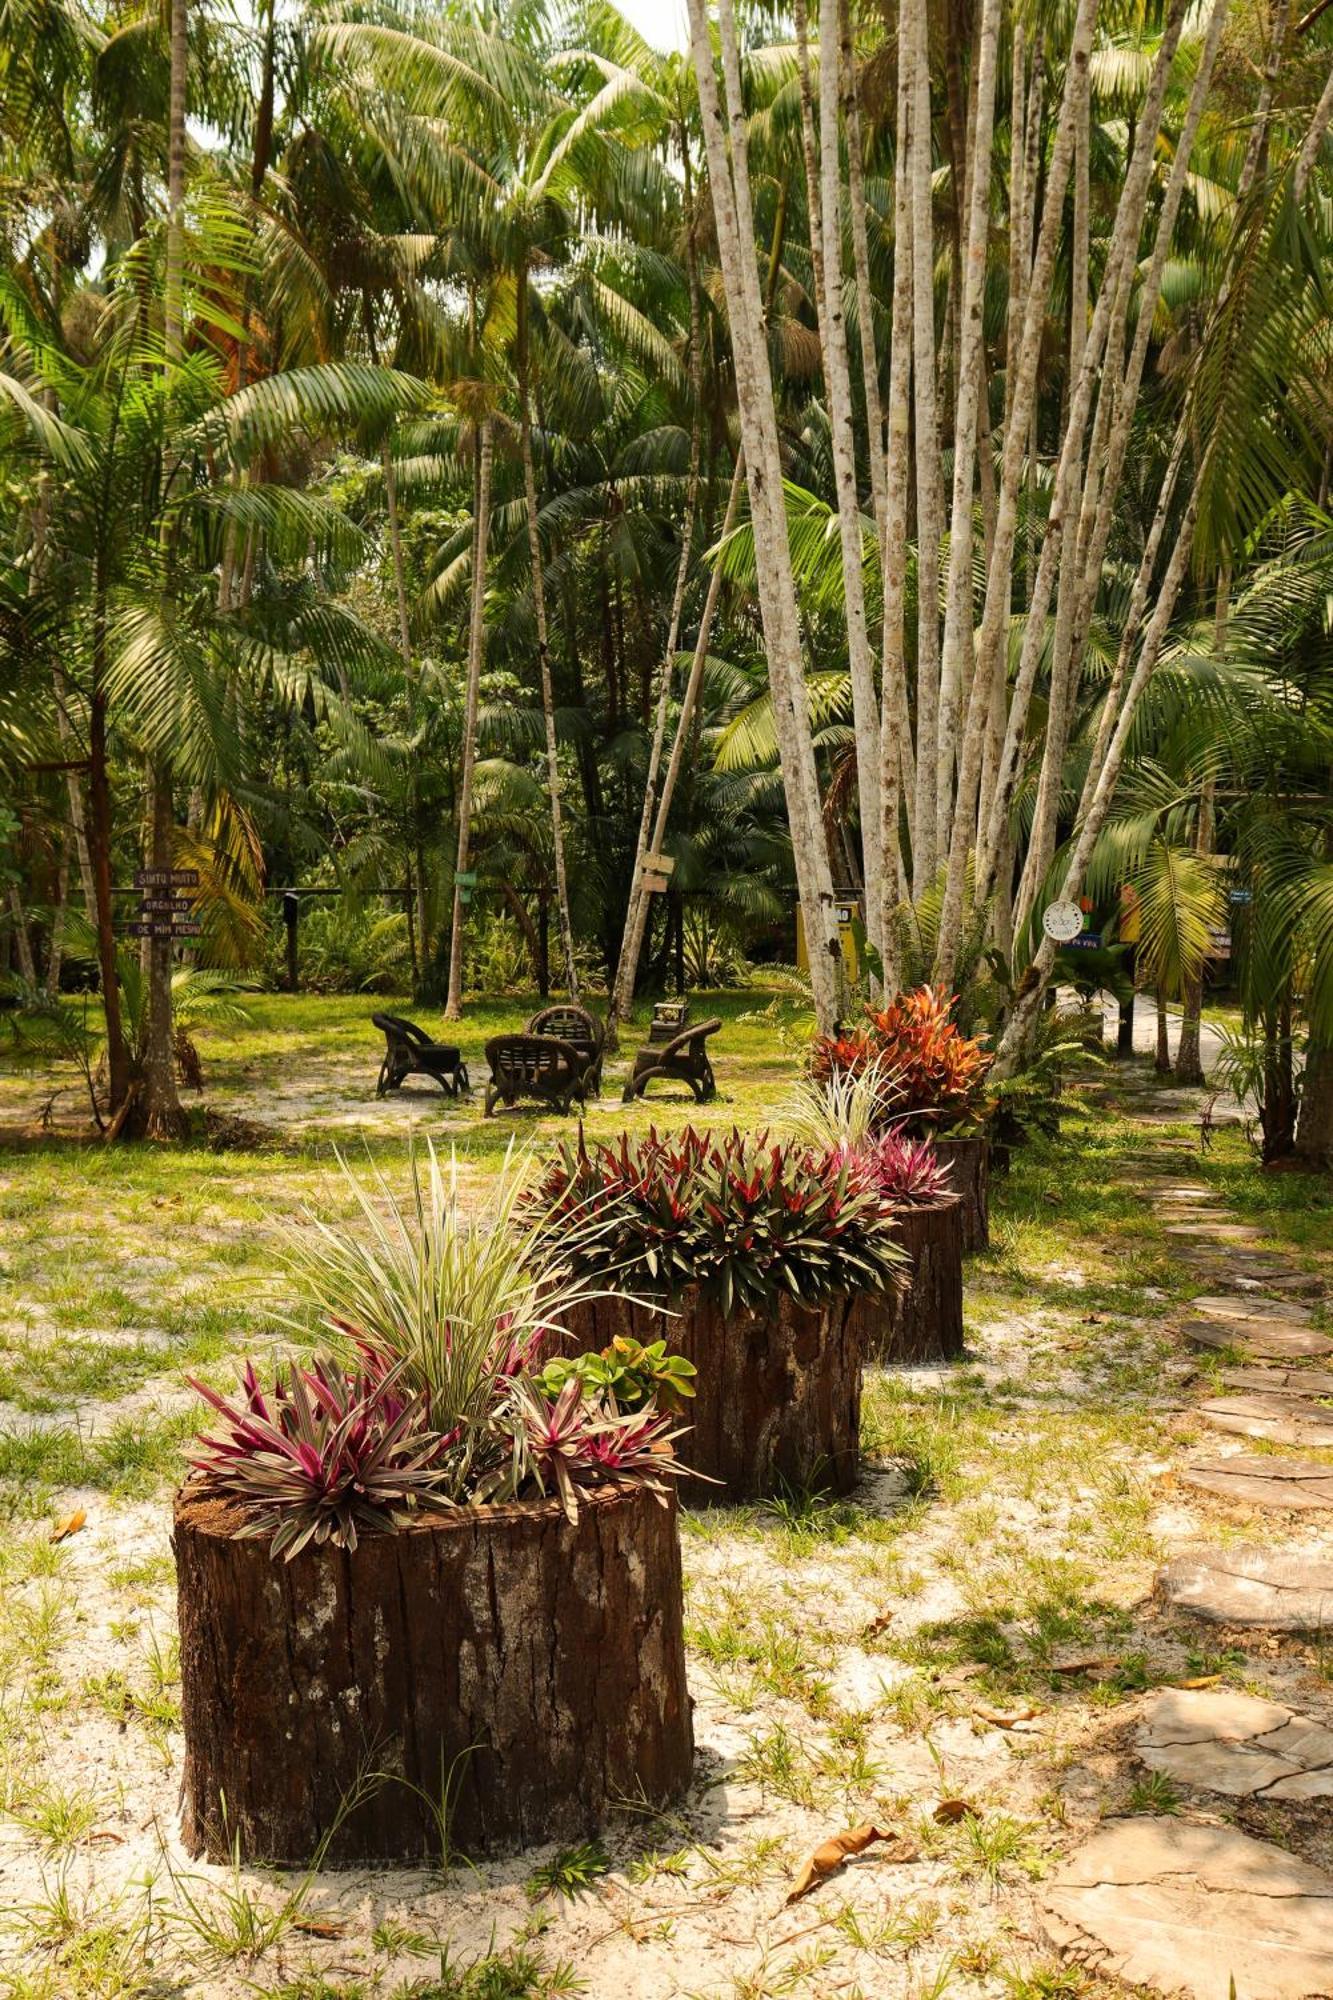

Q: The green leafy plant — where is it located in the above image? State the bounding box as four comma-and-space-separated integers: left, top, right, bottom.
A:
535, 1336, 697, 1413
525, 1127, 904, 1313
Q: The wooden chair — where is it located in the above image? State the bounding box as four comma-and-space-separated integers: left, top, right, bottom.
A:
526, 1004, 605, 1096
483, 1034, 587, 1117
623, 1017, 721, 1104
372, 1014, 469, 1098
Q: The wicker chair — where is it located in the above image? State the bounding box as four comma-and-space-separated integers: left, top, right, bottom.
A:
622, 1017, 721, 1104
483, 1034, 588, 1117
373, 1014, 469, 1098
526, 1004, 605, 1096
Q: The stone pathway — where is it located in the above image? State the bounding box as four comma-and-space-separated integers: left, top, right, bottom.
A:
1044, 1112, 1333, 1996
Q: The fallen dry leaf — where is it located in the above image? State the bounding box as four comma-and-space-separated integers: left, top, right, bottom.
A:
933, 1798, 980, 1825
786, 1823, 893, 1904
1049, 1654, 1116, 1676
1173, 1674, 1221, 1690
50, 1508, 85, 1544
862, 1612, 893, 1640
292, 1917, 346, 1939
973, 1701, 1041, 1728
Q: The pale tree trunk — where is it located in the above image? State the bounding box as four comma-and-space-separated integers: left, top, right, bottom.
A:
43, 845, 70, 1000
141, 0, 189, 1140
686, 0, 842, 1030
816, 0, 882, 957
907, 0, 944, 894
611, 462, 746, 1039
932, 0, 1100, 987
840, 0, 886, 538
1011, 49, 1089, 932
6, 887, 37, 987
606, 137, 706, 1049
1176, 570, 1227, 1085
516, 267, 579, 1000
444, 415, 492, 1020
877, 39, 915, 979
382, 439, 429, 980
1155, 989, 1171, 1073
935, 0, 1001, 858
989, 0, 1188, 896
992, 0, 1297, 1070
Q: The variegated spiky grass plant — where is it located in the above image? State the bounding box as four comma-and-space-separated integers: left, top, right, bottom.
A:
283, 1139, 617, 1503
783, 1052, 904, 1153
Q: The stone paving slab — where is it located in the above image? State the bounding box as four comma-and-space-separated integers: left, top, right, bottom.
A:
1040, 1818, 1333, 1998
1218, 1365, 1333, 1398
1192, 1295, 1315, 1325
1184, 1320, 1333, 1361
1159, 1546, 1333, 1629
1197, 1393, 1333, 1448
1160, 1216, 1256, 1232
1138, 1688, 1333, 1798
1182, 1456, 1333, 1510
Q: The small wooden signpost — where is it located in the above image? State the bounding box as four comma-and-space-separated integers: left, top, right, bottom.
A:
640, 852, 675, 896
121, 867, 201, 942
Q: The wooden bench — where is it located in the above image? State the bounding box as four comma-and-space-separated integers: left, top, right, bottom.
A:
623, 1017, 721, 1105
483, 1034, 588, 1117
527, 1004, 605, 1097
372, 1014, 469, 1098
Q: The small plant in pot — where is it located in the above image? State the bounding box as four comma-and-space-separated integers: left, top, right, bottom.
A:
789, 1065, 966, 1363
810, 987, 994, 1249
523, 1126, 905, 1500
173, 1143, 695, 1869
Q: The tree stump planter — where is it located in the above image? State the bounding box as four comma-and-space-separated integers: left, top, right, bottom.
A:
931, 1135, 990, 1252
561, 1288, 866, 1500
848, 1196, 964, 1364
173, 1481, 693, 1868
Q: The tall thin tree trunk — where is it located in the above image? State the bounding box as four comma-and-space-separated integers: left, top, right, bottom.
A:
444, 416, 493, 1020
517, 267, 579, 1000
816, 0, 883, 955
606, 137, 707, 1048
382, 439, 430, 981
140, 0, 189, 1140
878, 37, 915, 975
935, 0, 1001, 853
907, 0, 944, 893
687, 0, 842, 1030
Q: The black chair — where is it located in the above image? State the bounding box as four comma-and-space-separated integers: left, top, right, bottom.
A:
483, 1034, 588, 1117
373, 1014, 469, 1098
526, 1004, 606, 1097
623, 1018, 721, 1104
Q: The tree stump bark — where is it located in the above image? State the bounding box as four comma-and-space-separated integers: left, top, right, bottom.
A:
174, 1481, 693, 1867
847, 1197, 964, 1364
561, 1288, 865, 1500
931, 1135, 990, 1251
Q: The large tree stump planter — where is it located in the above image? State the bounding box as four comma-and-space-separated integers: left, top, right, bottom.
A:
849, 1196, 964, 1364
173, 1482, 693, 1868
930, 1135, 990, 1252
562, 1288, 868, 1500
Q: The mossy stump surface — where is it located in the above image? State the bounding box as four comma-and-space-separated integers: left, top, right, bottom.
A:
562, 1288, 864, 1500
174, 1481, 693, 1866
850, 1196, 964, 1364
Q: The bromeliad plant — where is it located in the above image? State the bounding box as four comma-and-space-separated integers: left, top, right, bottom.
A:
525, 1127, 905, 1315
810, 986, 992, 1131
838, 1133, 952, 1207
185, 1142, 690, 1557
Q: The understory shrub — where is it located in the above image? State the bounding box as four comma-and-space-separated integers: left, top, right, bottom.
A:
810, 985, 992, 1131
186, 1143, 689, 1557
525, 1127, 905, 1313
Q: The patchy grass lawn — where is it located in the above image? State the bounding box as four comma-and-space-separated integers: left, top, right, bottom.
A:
0, 990, 1329, 1998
